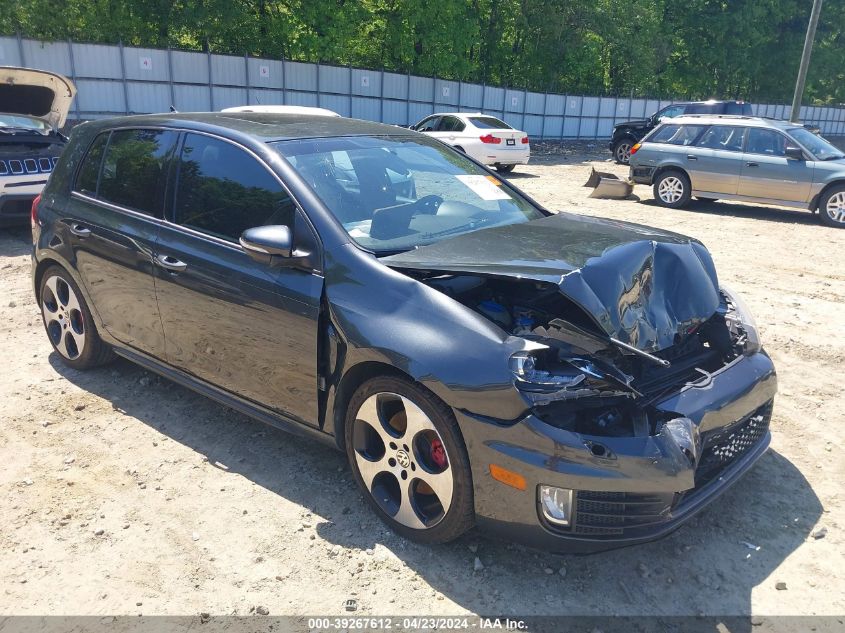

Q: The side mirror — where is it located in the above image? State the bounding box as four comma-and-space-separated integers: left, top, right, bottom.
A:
785, 146, 804, 160
240, 225, 292, 265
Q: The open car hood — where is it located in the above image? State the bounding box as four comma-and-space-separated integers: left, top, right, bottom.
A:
382, 213, 721, 352
0, 66, 76, 129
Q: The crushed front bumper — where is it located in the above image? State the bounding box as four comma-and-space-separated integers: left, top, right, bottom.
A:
460, 350, 777, 553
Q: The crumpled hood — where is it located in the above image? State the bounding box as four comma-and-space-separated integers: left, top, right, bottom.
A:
0, 66, 76, 129
382, 213, 721, 352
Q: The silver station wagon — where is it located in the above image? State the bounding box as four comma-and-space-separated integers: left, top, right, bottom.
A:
628, 115, 845, 228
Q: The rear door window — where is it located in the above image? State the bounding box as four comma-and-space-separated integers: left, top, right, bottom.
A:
745, 128, 787, 156
649, 124, 706, 146
173, 133, 295, 242
696, 126, 747, 152
97, 129, 179, 217
74, 133, 109, 196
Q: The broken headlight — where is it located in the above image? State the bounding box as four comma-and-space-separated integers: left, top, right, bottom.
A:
721, 286, 762, 355
509, 345, 603, 393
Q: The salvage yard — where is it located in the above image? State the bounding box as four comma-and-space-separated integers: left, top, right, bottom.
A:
1, 143, 843, 619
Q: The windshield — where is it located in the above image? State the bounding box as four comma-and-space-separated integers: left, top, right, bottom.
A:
0, 114, 50, 132
787, 127, 845, 160
469, 116, 511, 130
272, 135, 544, 253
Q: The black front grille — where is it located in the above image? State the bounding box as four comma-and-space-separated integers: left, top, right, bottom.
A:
572, 491, 675, 536
565, 401, 773, 539
695, 401, 772, 487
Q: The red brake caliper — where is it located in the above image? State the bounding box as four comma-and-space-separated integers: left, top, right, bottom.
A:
430, 438, 447, 470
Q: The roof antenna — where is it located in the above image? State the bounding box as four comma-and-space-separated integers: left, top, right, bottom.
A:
169, 105, 178, 113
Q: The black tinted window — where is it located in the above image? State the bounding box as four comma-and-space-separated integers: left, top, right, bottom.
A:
98, 129, 178, 217
469, 116, 511, 129
416, 117, 440, 132
75, 133, 109, 196
696, 126, 747, 152
649, 124, 706, 146
657, 105, 686, 119
724, 103, 752, 115
746, 128, 786, 156
174, 134, 294, 242
438, 116, 465, 132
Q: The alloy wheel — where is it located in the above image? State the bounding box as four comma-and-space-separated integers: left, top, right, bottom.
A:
351, 392, 454, 530
615, 142, 632, 163
658, 176, 684, 204
825, 191, 845, 224
41, 275, 86, 360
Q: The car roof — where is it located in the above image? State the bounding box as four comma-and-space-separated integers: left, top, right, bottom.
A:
77, 112, 411, 142
220, 105, 340, 117
664, 115, 801, 130
674, 100, 748, 106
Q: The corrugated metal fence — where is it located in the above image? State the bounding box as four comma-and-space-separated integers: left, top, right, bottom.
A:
2, 34, 844, 138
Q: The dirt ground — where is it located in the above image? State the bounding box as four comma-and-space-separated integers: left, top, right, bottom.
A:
1, 142, 843, 621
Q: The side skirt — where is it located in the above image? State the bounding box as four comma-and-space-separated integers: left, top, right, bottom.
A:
113, 346, 339, 451
691, 190, 812, 210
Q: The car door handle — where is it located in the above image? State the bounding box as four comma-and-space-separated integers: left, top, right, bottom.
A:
155, 254, 188, 273
746, 162, 759, 167
69, 223, 91, 238
686, 154, 697, 161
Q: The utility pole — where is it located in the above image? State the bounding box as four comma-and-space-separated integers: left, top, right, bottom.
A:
790, 0, 824, 122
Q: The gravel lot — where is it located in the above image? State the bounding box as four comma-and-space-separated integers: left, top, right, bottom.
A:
1, 143, 843, 620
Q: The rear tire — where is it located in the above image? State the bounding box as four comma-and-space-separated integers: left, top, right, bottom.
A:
612, 139, 633, 164
38, 265, 114, 369
494, 164, 515, 173
653, 170, 691, 209
344, 375, 475, 544
818, 185, 845, 228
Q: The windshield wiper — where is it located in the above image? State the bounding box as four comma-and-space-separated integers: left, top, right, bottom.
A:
421, 217, 495, 241
821, 154, 845, 161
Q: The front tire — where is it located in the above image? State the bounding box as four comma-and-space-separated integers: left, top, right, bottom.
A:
653, 170, 692, 208
344, 375, 475, 544
39, 265, 114, 369
612, 139, 633, 164
818, 185, 845, 228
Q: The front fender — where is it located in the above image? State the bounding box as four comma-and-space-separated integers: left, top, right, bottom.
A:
323, 243, 530, 433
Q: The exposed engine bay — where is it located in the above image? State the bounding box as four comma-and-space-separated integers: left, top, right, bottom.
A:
411, 271, 757, 439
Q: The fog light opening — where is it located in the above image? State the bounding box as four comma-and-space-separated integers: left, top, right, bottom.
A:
539, 485, 573, 527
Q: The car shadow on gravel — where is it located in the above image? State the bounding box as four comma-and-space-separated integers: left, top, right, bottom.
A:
0, 226, 32, 256
640, 198, 822, 226
52, 355, 821, 623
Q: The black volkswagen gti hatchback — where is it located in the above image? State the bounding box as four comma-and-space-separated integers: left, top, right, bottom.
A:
31, 113, 777, 552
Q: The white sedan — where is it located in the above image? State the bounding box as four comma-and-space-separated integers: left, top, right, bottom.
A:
411, 112, 530, 172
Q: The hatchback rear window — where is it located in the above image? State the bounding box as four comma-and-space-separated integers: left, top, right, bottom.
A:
97, 129, 179, 217
648, 124, 706, 146
469, 117, 511, 130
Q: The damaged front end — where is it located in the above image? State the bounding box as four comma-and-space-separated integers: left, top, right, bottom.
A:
391, 268, 773, 549
383, 216, 775, 549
